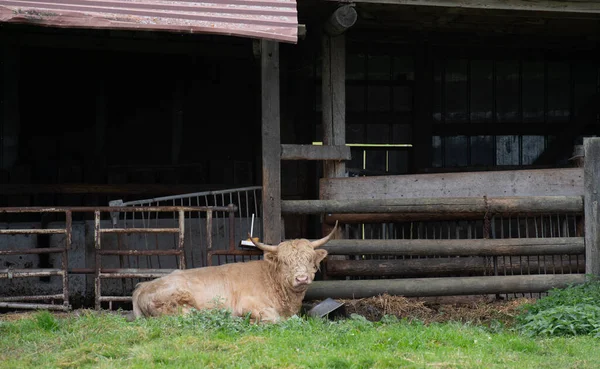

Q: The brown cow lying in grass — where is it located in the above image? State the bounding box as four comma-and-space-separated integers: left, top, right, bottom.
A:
132, 222, 338, 323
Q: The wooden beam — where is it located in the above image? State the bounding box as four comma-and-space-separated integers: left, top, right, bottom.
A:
282, 196, 583, 215
332, 0, 600, 18
320, 168, 584, 200
326, 257, 584, 277
584, 137, 600, 276
322, 33, 347, 178
280, 144, 351, 161
261, 40, 282, 244
327, 257, 489, 277
321, 238, 584, 256
324, 5, 358, 36
305, 274, 586, 299
325, 212, 486, 223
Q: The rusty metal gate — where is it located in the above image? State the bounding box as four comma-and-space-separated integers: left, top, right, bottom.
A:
109, 186, 264, 267
0, 208, 72, 311
0, 205, 236, 311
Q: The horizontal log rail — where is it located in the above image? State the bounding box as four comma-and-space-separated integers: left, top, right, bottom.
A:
324, 213, 486, 223
305, 274, 586, 300
321, 238, 584, 256
282, 196, 583, 215
326, 256, 584, 277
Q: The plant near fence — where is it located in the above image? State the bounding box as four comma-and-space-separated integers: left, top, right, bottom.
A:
516, 277, 600, 337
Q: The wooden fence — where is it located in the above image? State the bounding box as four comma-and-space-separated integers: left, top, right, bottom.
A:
282, 138, 600, 299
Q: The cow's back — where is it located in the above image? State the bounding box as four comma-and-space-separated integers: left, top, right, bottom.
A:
132, 260, 271, 318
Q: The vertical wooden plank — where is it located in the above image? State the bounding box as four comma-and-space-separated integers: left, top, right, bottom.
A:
1, 46, 20, 171
261, 40, 282, 244
321, 34, 346, 258
322, 34, 346, 178
584, 137, 600, 276
413, 43, 433, 172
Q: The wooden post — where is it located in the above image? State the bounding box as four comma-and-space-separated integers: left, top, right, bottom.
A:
261, 40, 282, 244
1, 46, 20, 171
321, 34, 347, 179
584, 137, 600, 276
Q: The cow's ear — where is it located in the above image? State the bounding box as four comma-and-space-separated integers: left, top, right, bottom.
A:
314, 249, 328, 265
263, 252, 277, 264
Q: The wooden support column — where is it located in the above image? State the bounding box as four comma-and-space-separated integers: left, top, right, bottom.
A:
321, 34, 347, 179
1, 46, 20, 171
320, 5, 356, 268
261, 40, 282, 244
584, 137, 600, 276
321, 4, 356, 180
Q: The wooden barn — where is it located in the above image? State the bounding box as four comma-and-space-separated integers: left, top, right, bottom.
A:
0, 0, 599, 310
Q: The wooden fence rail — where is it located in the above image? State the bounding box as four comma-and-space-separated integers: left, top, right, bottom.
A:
305, 274, 586, 300
321, 238, 584, 256
282, 196, 583, 216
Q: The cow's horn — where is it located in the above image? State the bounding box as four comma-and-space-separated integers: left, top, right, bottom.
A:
310, 221, 339, 249
249, 235, 279, 253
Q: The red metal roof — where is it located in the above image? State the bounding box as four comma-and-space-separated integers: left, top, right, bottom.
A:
0, 0, 298, 43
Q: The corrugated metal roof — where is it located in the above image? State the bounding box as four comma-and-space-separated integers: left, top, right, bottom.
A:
0, 0, 298, 43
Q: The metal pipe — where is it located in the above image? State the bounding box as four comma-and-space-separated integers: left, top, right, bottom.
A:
99, 272, 173, 279
0, 247, 66, 255
206, 210, 213, 250
98, 250, 182, 256
0, 205, 236, 213
94, 210, 101, 310
62, 211, 71, 308
100, 228, 180, 234
0, 229, 67, 235
0, 302, 70, 311
98, 296, 132, 302
178, 209, 186, 270
228, 204, 236, 252
0, 294, 64, 302
0, 269, 64, 278
208, 250, 262, 257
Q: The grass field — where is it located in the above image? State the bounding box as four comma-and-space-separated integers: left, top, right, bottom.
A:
1, 306, 599, 369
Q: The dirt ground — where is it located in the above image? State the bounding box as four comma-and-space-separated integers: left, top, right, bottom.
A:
1, 295, 533, 326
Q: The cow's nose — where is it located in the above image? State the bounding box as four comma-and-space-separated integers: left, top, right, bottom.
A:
295, 275, 309, 284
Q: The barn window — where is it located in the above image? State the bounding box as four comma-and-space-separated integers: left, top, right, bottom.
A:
343, 48, 414, 176
432, 54, 599, 169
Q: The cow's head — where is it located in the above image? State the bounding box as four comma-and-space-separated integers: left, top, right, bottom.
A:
250, 222, 338, 291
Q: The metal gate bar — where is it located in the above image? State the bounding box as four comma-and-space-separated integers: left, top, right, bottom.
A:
0, 209, 72, 311
206, 208, 262, 265
109, 186, 262, 268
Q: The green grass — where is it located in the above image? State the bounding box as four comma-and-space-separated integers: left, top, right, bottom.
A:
1, 309, 599, 369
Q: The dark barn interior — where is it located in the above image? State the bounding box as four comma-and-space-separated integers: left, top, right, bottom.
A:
1, 26, 263, 208
1, 0, 600, 310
